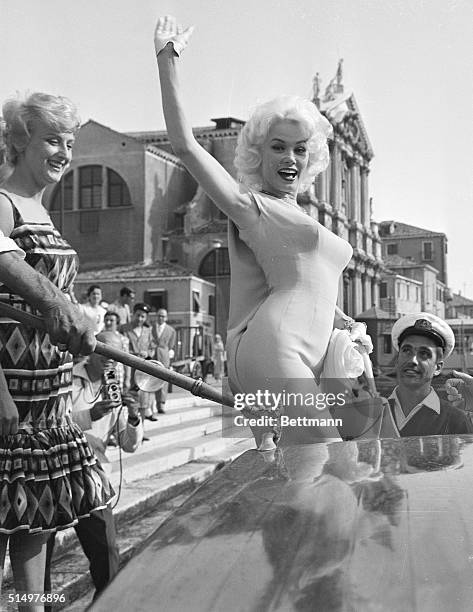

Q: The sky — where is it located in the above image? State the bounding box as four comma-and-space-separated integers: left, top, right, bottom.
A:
1, 0, 472, 295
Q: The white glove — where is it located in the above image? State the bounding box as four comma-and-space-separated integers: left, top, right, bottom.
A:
154, 15, 194, 57
349, 322, 373, 354
322, 329, 365, 380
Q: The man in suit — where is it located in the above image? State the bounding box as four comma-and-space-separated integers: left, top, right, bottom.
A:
381, 312, 473, 437
152, 308, 176, 414
108, 286, 135, 327
192, 326, 213, 382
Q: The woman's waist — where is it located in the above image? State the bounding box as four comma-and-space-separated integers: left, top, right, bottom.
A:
264, 288, 338, 306
15, 414, 75, 433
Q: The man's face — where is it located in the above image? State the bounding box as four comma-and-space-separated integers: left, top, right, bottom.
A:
88, 288, 102, 306
133, 310, 147, 326
397, 334, 443, 389
104, 314, 119, 331
124, 292, 135, 306
157, 309, 167, 324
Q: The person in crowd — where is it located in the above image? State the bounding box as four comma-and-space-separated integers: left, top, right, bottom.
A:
212, 333, 226, 382
108, 286, 135, 327
79, 284, 107, 334
154, 16, 371, 446
103, 310, 131, 392
381, 313, 473, 437
45, 330, 143, 601
192, 327, 213, 382
122, 302, 157, 429
151, 308, 176, 414
0, 91, 111, 602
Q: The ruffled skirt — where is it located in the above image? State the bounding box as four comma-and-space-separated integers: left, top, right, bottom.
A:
0, 422, 114, 534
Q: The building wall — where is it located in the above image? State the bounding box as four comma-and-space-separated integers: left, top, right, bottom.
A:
446, 296, 473, 319
382, 234, 447, 285
379, 274, 422, 316
46, 122, 146, 267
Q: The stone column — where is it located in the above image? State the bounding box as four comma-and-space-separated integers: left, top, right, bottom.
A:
363, 274, 372, 311
317, 169, 327, 204
331, 143, 341, 209
361, 167, 370, 228
371, 276, 380, 307
343, 270, 351, 315
352, 270, 363, 316
350, 161, 360, 222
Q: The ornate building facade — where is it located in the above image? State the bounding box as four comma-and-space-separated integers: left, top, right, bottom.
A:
46, 61, 383, 339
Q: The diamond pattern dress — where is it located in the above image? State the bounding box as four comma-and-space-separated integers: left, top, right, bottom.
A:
0, 191, 113, 534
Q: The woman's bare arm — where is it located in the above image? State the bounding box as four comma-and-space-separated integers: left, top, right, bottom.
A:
155, 17, 258, 228
0, 367, 18, 435
333, 305, 354, 330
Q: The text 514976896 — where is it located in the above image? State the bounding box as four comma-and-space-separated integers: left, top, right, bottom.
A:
7, 592, 67, 606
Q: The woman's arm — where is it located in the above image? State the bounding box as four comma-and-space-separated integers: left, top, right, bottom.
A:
333, 305, 373, 354
155, 17, 258, 228
333, 305, 355, 330
0, 251, 95, 355
0, 367, 18, 435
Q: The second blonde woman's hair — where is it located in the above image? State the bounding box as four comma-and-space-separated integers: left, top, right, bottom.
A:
234, 95, 333, 191
0, 92, 80, 176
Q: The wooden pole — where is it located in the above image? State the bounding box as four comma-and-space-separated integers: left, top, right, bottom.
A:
0, 302, 235, 409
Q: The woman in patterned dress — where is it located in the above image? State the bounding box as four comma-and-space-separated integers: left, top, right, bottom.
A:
0, 92, 112, 605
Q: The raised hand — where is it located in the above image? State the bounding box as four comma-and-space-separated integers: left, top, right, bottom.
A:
154, 15, 194, 57
445, 370, 473, 411
122, 394, 140, 421
90, 399, 119, 422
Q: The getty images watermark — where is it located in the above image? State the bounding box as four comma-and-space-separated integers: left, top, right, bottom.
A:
231, 388, 346, 429
221, 378, 382, 439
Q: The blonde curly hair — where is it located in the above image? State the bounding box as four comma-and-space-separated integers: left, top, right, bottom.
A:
234, 96, 333, 191
0, 92, 80, 181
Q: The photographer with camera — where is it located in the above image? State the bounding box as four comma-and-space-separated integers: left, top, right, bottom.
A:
44, 331, 143, 602
71, 330, 143, 468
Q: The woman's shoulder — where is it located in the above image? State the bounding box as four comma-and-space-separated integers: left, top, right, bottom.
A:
0, 190, 16, 233
0, 189, 52, 226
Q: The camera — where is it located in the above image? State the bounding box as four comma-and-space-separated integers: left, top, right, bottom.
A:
102, 367, 122, 404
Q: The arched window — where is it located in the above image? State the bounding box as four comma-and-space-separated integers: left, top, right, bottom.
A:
79, 165, 102, 209
50, 171, 73, 211
198, 248, 230, 278
107, 169, 131, 207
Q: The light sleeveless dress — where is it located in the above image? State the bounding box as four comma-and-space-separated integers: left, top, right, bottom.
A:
226, 191, 352, 443
0, 190, 113, 534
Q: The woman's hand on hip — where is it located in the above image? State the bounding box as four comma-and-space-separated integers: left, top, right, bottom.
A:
154, 15, 194, 57
349, 322, 373, 354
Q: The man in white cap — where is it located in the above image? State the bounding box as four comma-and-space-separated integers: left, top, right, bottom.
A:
384, 312, 473, 437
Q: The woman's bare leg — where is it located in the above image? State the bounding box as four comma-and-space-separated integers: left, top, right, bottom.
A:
0, 533, 9, 592
9, 531, 49, 612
